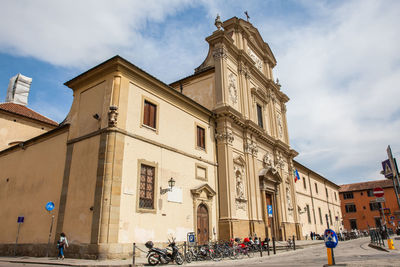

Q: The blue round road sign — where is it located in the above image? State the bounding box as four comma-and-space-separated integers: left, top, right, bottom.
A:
45, 202, 55, 212
324, 229, 338, 248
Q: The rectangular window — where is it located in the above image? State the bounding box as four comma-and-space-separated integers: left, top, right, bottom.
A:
345, 204, 357, 213
306, 204, 311, 224
367, 190, 374, 197
143, 100, 157, 128
303, 178, 307, 190
350, 219, 358, 230
334, 192, 337, 201
369, 202, 381, 211
318, 207, 323, 224
196, 126, 205, 149
315, 183, 318, 194
257, 104, 263, 128
329, 210, 333, 225
343, 192, 354, 199
326, 188, 328, 198
139, 164, 155, 209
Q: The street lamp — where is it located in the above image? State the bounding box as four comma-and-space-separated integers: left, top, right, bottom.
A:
160, 177, 176, 194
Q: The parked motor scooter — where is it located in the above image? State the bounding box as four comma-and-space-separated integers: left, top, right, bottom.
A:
145, 238, 184, 265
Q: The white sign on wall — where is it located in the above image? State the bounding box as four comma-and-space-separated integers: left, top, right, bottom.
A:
167, 187, 183, 203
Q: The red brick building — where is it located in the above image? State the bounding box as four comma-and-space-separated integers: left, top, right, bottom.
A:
339, 179, 400, 231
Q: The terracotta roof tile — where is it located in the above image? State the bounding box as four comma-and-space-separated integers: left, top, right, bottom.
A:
0, 102, 58, 126
339, 179, 393, 192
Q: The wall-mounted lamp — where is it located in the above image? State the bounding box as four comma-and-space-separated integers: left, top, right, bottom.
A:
160, 177, 176, 194
298, 206, 307, 214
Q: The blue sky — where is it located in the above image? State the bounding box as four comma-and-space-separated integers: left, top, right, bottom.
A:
1, 0, 400, 185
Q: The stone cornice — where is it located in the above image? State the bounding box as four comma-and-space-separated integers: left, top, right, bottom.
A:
213, 105, 295, 154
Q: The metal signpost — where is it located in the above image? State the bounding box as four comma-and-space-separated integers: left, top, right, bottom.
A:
14, 216, 24, 256
45, 202, 55, 257
386, 146, 400, 210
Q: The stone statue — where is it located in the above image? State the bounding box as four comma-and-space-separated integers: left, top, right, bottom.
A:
236, 170, 244, 199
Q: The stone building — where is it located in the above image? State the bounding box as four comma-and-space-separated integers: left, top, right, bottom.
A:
294, 161, 342, 237
0, 16, 340, 259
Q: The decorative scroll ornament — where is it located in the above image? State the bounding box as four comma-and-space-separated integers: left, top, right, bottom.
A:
276, 113, 283, 139
213, 47, 228, 60
244, 139, 258, 156
239, 62, 249, 78
108, 105, 118, 127
228, 73, 238, 104
263, 151, 278, 174
247, 48, 263, 71
270, 91, 277, 103
215, 129, 234, 144
274, 151, 284, 169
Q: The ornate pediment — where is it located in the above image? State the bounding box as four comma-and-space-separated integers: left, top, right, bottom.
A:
258, 166, 282, 184
191, 184, 216, 200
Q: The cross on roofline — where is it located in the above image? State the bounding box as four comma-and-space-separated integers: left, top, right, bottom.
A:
244, 11, 250, 22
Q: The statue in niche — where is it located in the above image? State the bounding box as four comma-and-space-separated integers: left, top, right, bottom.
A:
228, 73, 238, 104
286, 187, 293, 217
236, 170, 245, 199
277, 113, 283, 138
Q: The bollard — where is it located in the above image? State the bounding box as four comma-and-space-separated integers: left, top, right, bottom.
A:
184, 241, 186, 259
292, 235, 296, 250
388, 239, 395, 250
267, 240, 270, 256
132, 243, 136, 266
259, 242, 262, 257
272, 237, 276, 255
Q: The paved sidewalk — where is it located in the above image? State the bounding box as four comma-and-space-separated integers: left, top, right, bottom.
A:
0, 237, 398, 266
0, 240, 325, 267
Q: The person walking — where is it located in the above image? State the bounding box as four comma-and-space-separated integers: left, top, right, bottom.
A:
57, 232, 69, 260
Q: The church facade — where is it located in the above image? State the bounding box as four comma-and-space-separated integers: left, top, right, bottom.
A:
0, 17, 340, 259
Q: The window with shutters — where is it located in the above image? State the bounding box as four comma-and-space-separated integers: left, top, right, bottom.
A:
306, 204, 311, 224
318, 207, 323, 224
137, 162, 157, 212
196, 126, 205, 149
141, 96, 159, 132
303, 177, 307, 190
345, 204, 357, 213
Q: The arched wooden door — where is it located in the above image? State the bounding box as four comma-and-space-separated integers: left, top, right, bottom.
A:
197, 204, 209, 245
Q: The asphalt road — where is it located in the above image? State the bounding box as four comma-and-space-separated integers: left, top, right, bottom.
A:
182, 237, 400, 267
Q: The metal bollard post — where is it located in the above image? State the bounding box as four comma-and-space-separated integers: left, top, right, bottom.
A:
267, 240, 270, 256
132, 243, 136, 267
259, 242, 262, 257
272, 237, 276, 255
184, 241, 186, 260
292, 235, 296, 250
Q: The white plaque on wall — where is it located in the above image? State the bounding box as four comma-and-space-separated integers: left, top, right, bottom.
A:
167, 187, 183, 203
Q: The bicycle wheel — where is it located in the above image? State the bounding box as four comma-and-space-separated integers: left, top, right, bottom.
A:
185, 250, 193, 263
235, 247, 244, 259
246, 248, 254, 258
175, 252, 184, 265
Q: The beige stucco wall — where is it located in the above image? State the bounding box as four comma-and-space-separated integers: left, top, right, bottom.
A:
294, 163, 342, 237
62, 135, 100, 244
120, 78, 218, 244
0, 112, 54, 151
0, 129, 68, 244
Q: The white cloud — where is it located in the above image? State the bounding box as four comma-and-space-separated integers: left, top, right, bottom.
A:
271, 0, 400, 183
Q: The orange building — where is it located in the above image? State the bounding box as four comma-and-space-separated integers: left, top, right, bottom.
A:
339, 179, 400, 232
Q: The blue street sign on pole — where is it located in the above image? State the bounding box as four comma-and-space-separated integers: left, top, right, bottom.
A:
187, 232, 196, 246
17, 216, 24, 223
324, 229, 338, 248
267, 205, 273, 217
382, 159, 393, 179
45, 202, 55, 212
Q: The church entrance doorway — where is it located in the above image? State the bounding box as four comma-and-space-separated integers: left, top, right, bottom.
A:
197, 204, 209, 245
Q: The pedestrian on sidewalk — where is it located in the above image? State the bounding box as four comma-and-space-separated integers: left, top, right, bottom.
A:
57, 232, 69, 260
